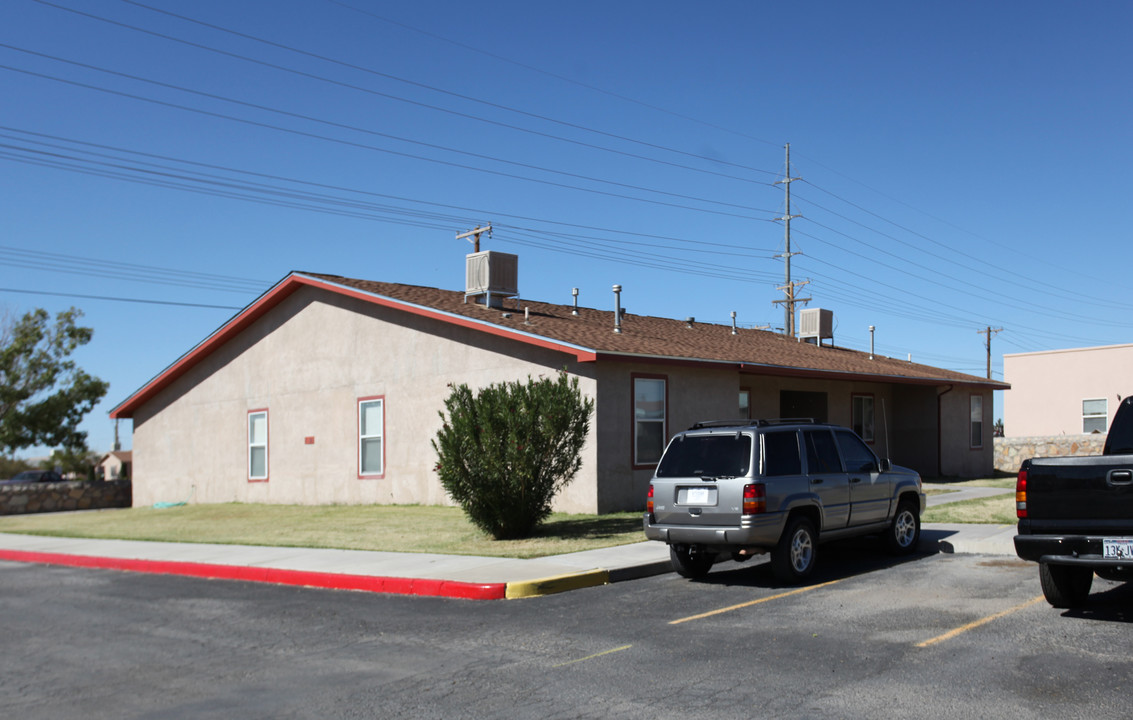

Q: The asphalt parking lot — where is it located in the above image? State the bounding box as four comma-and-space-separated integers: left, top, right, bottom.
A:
3, 544, 1131, 719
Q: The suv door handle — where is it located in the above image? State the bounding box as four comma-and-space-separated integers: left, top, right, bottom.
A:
849, 477, 862, 484
811, 478, 823, 485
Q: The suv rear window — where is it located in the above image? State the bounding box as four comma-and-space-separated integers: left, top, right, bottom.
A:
656, 434, 752, 478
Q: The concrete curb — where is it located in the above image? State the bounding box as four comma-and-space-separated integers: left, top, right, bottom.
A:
0, 549, 509, 600
504, 569, 610, 599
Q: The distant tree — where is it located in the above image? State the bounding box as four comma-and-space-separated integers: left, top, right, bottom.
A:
44, 446, 102, 481
0, 308, 108, 455
432, 372, 594, 540
0, 455, 33, 480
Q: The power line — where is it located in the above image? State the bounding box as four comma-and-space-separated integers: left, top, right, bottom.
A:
0, 287, 243, 310
33, 0, 778, 189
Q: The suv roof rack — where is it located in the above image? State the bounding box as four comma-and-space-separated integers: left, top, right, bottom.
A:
687, 418, 816, 430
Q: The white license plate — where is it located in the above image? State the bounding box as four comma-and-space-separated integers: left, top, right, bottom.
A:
1102, 539, 1133, 559
686, 487, 711, 505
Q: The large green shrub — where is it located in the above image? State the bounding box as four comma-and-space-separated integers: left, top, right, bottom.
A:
432, 372, 595, 540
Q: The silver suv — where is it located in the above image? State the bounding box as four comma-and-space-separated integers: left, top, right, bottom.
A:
643, 419, 925, 583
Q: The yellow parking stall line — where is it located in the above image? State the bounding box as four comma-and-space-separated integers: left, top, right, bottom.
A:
915, 595, 1045, 649
552, 644, 633, 668
668, 578, 845, 625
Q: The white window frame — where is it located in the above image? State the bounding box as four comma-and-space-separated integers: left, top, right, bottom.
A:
248, 409, 268, 481
633, 376, 667, 467
358, 397, 385, 478
1083, 398, 1108, 434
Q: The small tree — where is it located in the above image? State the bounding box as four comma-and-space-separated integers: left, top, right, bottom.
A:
432, 372, 594, 540
0, 307, 108, 454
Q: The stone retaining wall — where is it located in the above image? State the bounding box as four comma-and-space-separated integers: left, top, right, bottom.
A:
994, 435, 1107, 474
0, 479, 132, 515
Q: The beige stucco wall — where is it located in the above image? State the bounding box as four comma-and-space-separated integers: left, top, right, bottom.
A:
132, 287, 600, 512
938, 386, 994, 478
1004, 344, 1133, 437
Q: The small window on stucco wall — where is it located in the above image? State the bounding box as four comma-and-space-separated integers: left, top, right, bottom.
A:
634, 375, 666, 466
970, 395, 983, 449
248, 409, 268, 481
359, 397, 385, 477
1083, 398, 1107, 434
852, 394, 875, 443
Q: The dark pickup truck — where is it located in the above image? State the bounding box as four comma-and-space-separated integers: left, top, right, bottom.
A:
1014, 397, 1133, 607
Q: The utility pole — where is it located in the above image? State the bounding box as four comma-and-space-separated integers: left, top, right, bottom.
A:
978, 326, 1003, 379
771, 144, 810, 337
456, 224, 492, 252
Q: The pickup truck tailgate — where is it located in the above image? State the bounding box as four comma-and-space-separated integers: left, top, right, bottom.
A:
1024, 455, 1133, 521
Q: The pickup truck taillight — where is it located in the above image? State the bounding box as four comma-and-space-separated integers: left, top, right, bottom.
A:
1016, 469, 1027, 518
646, 484, 654, 514
743, 483, 766, 515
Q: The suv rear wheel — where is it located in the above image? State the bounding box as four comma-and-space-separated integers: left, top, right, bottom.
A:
771, 516, 817, 584
670, 545, 716, 579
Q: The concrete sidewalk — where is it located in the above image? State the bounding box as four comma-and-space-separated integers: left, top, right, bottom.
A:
0, 521, 1018, 600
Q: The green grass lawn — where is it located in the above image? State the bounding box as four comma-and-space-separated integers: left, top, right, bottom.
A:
0, 477, 1017, 556
0, 504, 645, 559
921, 476, 1017, 525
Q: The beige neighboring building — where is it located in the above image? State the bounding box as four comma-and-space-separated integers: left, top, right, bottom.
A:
110, 267, 1008, 513
1004, 344, 1133, 437
97, 450, 132, 481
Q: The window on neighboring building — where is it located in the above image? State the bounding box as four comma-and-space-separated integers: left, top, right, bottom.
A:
739, 388, 751, 419
359, 397, 384, 477
1083, 398, 1108, 434
248, 409, 268, 481
970, 395, 983, 449
852, 394, 875, 443
634, 376, 666, 466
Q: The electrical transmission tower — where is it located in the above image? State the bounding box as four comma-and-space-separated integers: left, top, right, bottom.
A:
771, 144, 810, 337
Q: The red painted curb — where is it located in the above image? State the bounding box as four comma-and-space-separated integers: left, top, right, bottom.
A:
0, 549, 508, 600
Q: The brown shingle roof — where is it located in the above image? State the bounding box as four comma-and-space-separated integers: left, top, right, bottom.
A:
307, 272, 1008, 389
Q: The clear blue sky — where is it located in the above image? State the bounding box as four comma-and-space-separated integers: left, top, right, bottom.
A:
3, 0, 1131, 457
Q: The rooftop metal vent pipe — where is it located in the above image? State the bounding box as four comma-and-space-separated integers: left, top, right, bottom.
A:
731, 311, 738, 335
685, 317, 695, 329
571, 287, 579, 316
869, 325, 875, 360
613, 284, 622, 333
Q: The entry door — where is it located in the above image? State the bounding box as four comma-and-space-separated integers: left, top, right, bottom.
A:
834, 429, 890, 526
779, 391, 828, 422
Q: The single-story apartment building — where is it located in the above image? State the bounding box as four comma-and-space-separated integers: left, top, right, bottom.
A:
110, 265, 1008, 513
1004, 344, 1133, 437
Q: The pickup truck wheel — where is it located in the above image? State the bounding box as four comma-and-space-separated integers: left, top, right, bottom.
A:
670, 545, 715, 579
885, 500, 921, 555
771, 517, 817, 584
1039, 562, 1093, 608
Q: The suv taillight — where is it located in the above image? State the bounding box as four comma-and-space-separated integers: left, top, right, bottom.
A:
743, 483, 765, 515
1016, 469, 1027, 518
647, 484, 654, 514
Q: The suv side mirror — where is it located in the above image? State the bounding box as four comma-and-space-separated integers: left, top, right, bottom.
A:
879, 458, 892, 472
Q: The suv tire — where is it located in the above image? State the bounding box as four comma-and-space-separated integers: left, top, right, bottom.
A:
884, 499, 921, 555
670, 545, 715, 579
1039, 562, 1093, 608
771, 516, 817, 584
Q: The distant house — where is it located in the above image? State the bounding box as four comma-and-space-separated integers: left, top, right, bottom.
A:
110, 262, 1007, 513
1004, 344, 1133, 437
98, 450, 132, 481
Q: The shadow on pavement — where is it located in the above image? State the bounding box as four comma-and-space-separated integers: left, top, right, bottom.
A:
688, 535, 935, 590
1061, 580, 1133, 624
